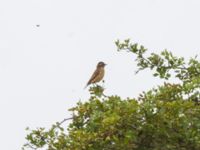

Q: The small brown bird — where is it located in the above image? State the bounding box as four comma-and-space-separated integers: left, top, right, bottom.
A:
85, 61, 106, 88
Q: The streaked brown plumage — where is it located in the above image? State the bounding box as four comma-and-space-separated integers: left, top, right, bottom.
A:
85, 61, 106, 88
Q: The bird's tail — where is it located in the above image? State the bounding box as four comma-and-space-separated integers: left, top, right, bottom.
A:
84, 84, 88, 89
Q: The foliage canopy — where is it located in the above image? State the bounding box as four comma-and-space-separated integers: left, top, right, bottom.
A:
23, 40, 200, 150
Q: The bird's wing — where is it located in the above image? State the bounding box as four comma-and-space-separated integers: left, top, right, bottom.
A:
86, 69, 100, 86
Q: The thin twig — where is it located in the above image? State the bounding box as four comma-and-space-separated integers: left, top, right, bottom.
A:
58, 117, 73, 126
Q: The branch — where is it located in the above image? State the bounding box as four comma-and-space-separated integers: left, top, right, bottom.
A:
58, 117, 73, 126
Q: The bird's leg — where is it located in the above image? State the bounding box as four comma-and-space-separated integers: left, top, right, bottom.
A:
93, 83, 97, 87
102, 80, 105, 87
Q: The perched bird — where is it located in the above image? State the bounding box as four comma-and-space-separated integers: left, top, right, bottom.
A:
85, 61, 106, 88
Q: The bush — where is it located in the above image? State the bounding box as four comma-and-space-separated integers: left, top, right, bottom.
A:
23, 40, 200, 150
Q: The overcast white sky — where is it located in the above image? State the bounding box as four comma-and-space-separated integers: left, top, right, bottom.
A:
0, 0, 200, 149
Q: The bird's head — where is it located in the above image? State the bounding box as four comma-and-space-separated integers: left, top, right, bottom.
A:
97, 61, 107, 68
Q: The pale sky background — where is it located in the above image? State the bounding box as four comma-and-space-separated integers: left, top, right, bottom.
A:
0, 0, 200, 149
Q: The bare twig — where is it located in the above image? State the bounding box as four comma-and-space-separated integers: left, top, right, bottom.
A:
58, 117, 73, 126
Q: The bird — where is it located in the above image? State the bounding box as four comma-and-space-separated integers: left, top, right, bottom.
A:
85, 61, 106, 88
